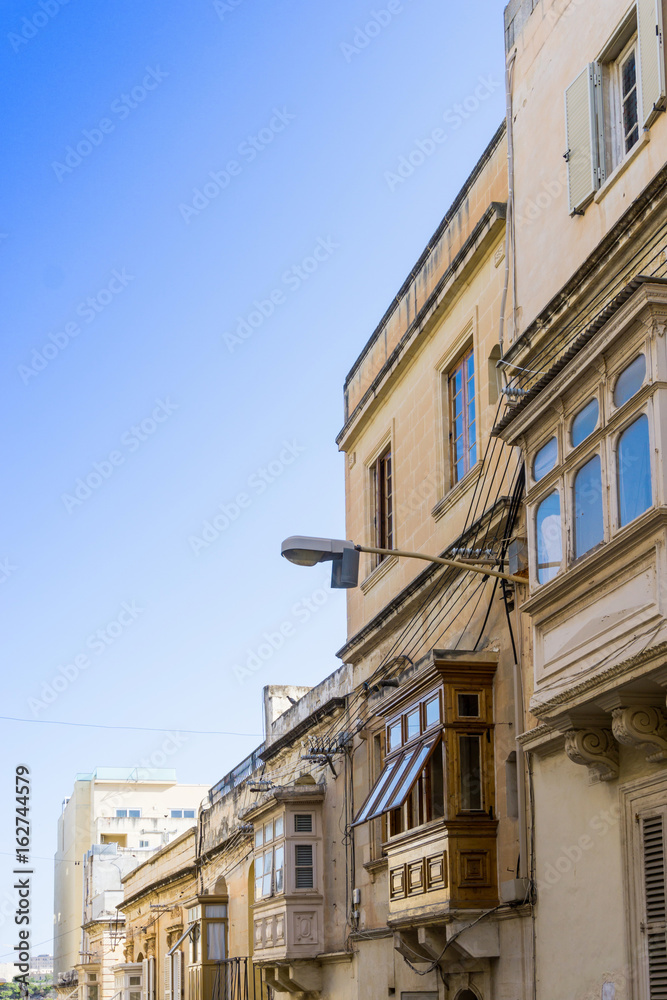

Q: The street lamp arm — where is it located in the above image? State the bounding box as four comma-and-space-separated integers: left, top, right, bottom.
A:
355, 545, 526, 585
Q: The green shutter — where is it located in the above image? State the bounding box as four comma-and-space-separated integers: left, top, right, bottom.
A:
565, 64, 599, 214
637, 0, 666, 127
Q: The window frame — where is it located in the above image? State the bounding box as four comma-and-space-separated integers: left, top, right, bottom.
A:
371, 446, 394, 561
605, 31, 641, 172
448, 346, 477, 486
253, 815, 287, 900
611, 405, 654, 531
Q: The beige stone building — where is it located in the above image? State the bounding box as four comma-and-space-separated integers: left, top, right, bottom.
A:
498, 0, 667, 997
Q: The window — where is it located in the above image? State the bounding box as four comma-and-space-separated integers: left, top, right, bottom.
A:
641, 813, 667, 995
206, 922, 226, 962
295, 845, 314, 888
254, 818, 285, 899
449, 348, 476, 484
618, 414, 652, 525
371, 447, 393, 559
388, 721, 402, 752
564, 4, 666, 213
614, 353, 646, 406
294, 814, 312, 833
170, 810, 183, 818
571, 398, 599, 446
406, 709, 420, 741
139, 840, 149, 848
354, 668, 495, 833
184, 810, 195, 819
574, 455, 604, 558
116, 810, 127, 818
533, 436, 558, 481
459, 735, 483, 811
536, 491, 562, 583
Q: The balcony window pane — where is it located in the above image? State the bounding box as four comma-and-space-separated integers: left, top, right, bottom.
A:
458, 693, 480, 717
614, 354, 646, 407
618, 414, 652, 526
254, 875, 262, 900
264, 820, 274, 844
129, 979, 140, 987
207, 922, 226, 961
533, 436, 558, 482
424, 696, 440, 728
571, 398, 599, 447
254, 827, 263, 849
388, 722, 402, 752
274, 815, 284, 838
574, 456, 604, 558
205, 905, 227, 918
536, 490, 562, 583
406, 710, 420, 741
459, 735, 482, 811
274, 846, 284, 893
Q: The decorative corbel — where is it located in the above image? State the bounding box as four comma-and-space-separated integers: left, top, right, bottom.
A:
611, 705, 667, 762
564, 728, 619, 781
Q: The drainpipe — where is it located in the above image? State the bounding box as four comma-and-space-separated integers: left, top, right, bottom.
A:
499, 48, 518, 358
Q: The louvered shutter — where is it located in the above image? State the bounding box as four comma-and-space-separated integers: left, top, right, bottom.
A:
565, 64, 600, 214
638, 0, 666, 126
164, 955, 172, 1000
173, 952, 182, 1000
148, 958, 155, 1000
642, 813, 667, 998
142, 960, 149, 1000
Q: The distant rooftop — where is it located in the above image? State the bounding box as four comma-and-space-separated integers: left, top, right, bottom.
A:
75, 767, 178, 782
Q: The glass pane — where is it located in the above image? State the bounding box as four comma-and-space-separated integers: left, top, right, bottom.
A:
128, 810, 140, 818
574, 456, 604, 557
184, 810, 195, 818
533, 437, 558, 482
205, 905, 227, 918
460, 735, 482, 810
614, 354, 646, 407
187, 906, 200, 921
263, 851, 273, 875
370, 753, 412, 817
458, 693, 480, 717
424, 696, 440, 727
130, 992, 141, 1000
129, 978, 140, 987
406, 710, 420, 740
618, 415, 652, 526
354, 755, 404, 824
571, 398, 599, 447
274, 866, 284, 893
207, 922, 226, 961
264, 820, 273, 844
171, 810, 182, 818
388, 722, 402, 751
274, 846, 284, 870
274, 815, 284, 838
261, 873, 272, 896
254, 827, 263, 849
254, 876, 262, 900
386, 739, 437, 811
536, 490, 562, 583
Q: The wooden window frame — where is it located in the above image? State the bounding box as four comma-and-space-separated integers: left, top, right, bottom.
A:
371, 446, 394, 561
448, 347, 476, 486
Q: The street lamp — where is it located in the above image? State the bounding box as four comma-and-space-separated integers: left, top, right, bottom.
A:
281, 536, 526, 588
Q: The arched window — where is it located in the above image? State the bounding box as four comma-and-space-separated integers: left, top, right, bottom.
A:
618, 414, 652, 526
455, 990, 481, 1000
571, 398, 599, 446
614, 354, 646, 407
536, 490, 562, 583
533, 436, 558, 481
574, 455, 604, 557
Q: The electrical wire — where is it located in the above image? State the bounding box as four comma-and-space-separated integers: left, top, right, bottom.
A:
0, 717, 261, 737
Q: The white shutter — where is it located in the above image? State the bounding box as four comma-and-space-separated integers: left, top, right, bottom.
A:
142, 960, 149, 1000
173, 952, 182, 1000
565, 64, 600, 214
148, 957, 155, 1000
638, 0, 666, 126
164, 955, 172, 1000
642, 813, 667, 998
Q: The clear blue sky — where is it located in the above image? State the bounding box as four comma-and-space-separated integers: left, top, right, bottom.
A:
0, 0, 507, 961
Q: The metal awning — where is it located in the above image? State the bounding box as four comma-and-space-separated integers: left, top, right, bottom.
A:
352, 735, 439, 826
167, 922, 196, 956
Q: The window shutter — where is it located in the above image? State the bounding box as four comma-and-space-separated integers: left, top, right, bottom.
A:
163, 956, 171, 1000
638, 0, 666, 127
172, 952, 182, 1000
148, 958, 155, 1000
642, 813, 667, 997
565, 64, 600, 214
141, 960, 149, 1000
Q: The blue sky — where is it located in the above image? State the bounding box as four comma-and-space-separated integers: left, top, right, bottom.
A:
0, 0, 507, 960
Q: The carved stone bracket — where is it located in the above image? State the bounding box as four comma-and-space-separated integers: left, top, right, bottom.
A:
611, 705, 667, 762
564, 728, 619, 781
